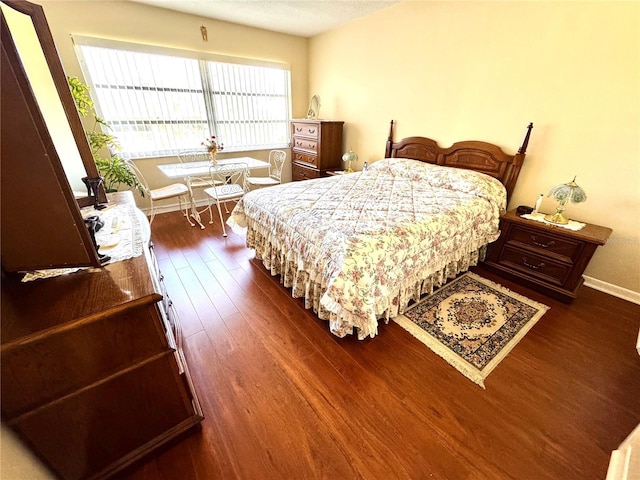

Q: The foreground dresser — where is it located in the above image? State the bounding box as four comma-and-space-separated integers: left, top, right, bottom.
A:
291, 119, 344, 180
1, 192, 203, 480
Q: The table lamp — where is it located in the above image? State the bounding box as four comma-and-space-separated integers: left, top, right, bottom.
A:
342, 149, 357, 173
544, 176, 587, 224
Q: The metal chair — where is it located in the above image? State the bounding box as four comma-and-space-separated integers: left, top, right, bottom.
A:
246, 150, 286, 190
204, 163, 249, 236
125, 159, 191, 226
177, 150, 222, 220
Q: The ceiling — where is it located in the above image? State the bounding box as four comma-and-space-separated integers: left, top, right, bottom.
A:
129, 0, 400, 38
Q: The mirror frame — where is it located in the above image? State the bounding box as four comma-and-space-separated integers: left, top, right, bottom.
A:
1, 0, 107, 207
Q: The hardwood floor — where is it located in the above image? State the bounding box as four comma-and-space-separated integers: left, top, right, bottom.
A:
121, 210, 640, 480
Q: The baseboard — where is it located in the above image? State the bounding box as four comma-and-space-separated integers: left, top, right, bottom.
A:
140, 206, 166, 217
141, 199, 210, 216
142, 202, 186, 216
583, 276, 640, 305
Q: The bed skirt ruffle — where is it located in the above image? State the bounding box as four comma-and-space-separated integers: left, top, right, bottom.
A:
228, 214, 488, 340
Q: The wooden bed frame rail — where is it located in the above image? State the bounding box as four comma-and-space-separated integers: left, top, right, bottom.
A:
384, 121, 533, 199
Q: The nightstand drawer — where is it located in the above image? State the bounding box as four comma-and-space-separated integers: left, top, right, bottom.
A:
506, 225, 582, 263
292, 122, 319, 139
293, 150, 318, 167
499, 246, 571, 286
292, 162, 321, 181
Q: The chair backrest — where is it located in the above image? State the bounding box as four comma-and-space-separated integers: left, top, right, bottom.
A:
177, 150, 208, 164
268, 150, 286, 181
124, 159, 151, 196
208, 162, 249, 198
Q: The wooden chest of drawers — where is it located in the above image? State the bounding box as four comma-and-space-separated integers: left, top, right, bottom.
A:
291, 119, 344, 180
484, 209, 612, 302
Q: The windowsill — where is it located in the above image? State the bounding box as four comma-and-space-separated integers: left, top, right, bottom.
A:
126, 145, 291, 161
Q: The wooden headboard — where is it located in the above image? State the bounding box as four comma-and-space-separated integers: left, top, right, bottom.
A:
384, 121, 533, 199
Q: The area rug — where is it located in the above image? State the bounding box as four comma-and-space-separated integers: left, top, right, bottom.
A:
394, 272, 549, 388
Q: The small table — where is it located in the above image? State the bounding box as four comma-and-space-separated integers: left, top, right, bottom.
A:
484, 209, 612, 302
158, 156, 269, 228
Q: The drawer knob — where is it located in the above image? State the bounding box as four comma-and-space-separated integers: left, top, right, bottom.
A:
522, 256, 545, 270
531, 235, 555, 248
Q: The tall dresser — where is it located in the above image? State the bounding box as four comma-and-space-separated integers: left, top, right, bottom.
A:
0, 192, 203, 480
291, 119, 344, 180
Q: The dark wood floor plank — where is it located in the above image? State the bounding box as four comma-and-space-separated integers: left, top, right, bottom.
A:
175, 266, 223, 332
208, 252, 559, 478
331, 321, 568, 479
119, 211, 640, 480
206, 250, 498, 478
155, 258, 204, 339
191, 313, 367, 479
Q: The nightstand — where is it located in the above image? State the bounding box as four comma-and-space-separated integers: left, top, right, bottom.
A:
484, 210, 612, 302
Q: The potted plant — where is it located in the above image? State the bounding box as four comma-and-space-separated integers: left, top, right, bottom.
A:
67, 76, 143, 195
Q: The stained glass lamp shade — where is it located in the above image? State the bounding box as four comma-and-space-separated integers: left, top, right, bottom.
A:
544, 176, 587, 224
342, 149, 357, 173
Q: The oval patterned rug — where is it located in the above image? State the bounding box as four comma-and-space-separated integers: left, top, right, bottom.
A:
394, 272, 549, 388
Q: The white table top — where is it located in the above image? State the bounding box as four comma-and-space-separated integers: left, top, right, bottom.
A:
157, 156, 269, 178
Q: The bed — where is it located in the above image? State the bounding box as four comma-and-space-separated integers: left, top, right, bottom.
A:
228, 121, 533, 339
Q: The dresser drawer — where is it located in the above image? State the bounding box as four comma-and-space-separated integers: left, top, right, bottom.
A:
498, 245, 571, 286
292, 122, 319, 139
293, 137, 318, 152
1, 303, 169, 419
10, 353, 197, 480
292, 162, 321, 181
148, 242, 170, 311
293, 150, 318, 167
506, 225, 582, 263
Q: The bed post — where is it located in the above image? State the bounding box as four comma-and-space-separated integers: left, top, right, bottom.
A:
503, 122, 534, 199
518, 122, 534, 155
385, 120, 395, 157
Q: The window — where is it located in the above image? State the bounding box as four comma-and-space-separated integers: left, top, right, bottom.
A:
74, 39, 291, 159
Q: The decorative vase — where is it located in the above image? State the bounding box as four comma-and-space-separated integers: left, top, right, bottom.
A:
209, 151, 217, 166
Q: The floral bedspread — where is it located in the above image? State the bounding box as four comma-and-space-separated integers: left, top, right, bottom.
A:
228, 158, 507, 339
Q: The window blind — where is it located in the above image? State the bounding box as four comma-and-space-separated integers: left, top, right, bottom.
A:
74, 38, 291, 159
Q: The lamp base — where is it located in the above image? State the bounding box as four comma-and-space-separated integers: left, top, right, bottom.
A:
544, 212, 569, 225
